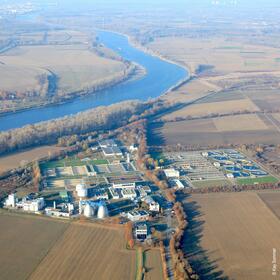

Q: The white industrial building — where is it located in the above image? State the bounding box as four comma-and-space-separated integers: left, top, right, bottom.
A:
173, 179, 185, 190
127, 210, 149, 222
99, 139, 117, 148
102, 146, 123, 157
109, 187, 120, 199
163, 168, 180, 178
121, 188, 137, 199
142, 196, 160, 212
135, 223, 148, 240
76, 184, 88, 198
4, 193, 17, 208
91, 189, 109, 201
23, 198, 45, 212
112, 182, 136, 189
138, 188, 147, 198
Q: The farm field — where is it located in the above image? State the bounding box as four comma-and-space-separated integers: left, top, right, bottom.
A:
0, 44, 126, 95
148, 36, 280, 74
29, 223, 136, 280
149, 113, 280, 146
144, 249, 164, 280
182, 192, 280, 280
0, 212, 69, 280
258, 191, 280, 219
162, 98, 260, 121
0, 145, 64, 174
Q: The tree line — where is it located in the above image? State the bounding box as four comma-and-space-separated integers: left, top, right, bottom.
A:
0, 100, 147, 155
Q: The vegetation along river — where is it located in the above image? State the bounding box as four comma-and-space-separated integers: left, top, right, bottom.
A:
0, 30, 188, 131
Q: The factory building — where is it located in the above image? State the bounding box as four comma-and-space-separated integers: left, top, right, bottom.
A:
127, 210, 149, 222
76, 184, 88, 198
142, 196, 160, 212
163, 168, 180, 178
121, 188, 137, 199
134, 222, 148, 241
99, 139, 118, 148
112, 182, 136, 189
23, 198, 45, 212
91, 189, 109, 201
173, 179, 185, 190
109, 187, 120, 199
4, 193, 17, 208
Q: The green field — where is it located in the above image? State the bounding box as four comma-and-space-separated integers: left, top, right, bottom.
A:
237, 176, 279, 185
40, 157, 108, 170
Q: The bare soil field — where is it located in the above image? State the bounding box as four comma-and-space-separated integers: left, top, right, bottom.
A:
144, 249, 164, 280
29, 223, 136, 280
162, 98, 260, 121
149, 114, 280, 146
182, 192, 280, 280
213, 114, 268, 132
148, 36, 280, 74
258, 191, 280, 220
0, 212, 69, 280
0, 145, 63, 174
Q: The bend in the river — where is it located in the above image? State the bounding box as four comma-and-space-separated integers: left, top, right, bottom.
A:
0, 31, 188, 131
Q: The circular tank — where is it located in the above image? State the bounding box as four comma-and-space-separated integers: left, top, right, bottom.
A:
76, 184, 88, 198
97, 205, 108, 219
84, 204, 94, 218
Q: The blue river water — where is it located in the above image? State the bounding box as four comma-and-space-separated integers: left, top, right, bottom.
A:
0, 31, 188, 131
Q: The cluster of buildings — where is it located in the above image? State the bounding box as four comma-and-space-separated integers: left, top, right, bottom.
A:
4, 193, 45, 213
4, 193, 75, 218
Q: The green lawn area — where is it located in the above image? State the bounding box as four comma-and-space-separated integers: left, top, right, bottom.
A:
237, 176, 279, 185
40, 157, 108, 170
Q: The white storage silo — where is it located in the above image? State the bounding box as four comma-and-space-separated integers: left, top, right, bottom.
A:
76, 184, 88, 198
97, 204, 108, 219
84, 204, 94, 218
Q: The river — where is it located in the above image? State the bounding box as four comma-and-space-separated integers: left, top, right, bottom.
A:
0, 31, 188, 131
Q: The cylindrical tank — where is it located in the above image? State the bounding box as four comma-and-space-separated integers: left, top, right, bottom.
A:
76, 184, 88, 198
97, 204, 108, 219
84, 204, 94, 218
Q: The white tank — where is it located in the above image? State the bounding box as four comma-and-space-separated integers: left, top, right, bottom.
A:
97, 205, 108, 219
84, 204, 94, 218
76, 184, 88, 198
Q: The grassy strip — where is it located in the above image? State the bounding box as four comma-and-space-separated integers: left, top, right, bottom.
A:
135, 247, 144, 280
237, 176, 279, 185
